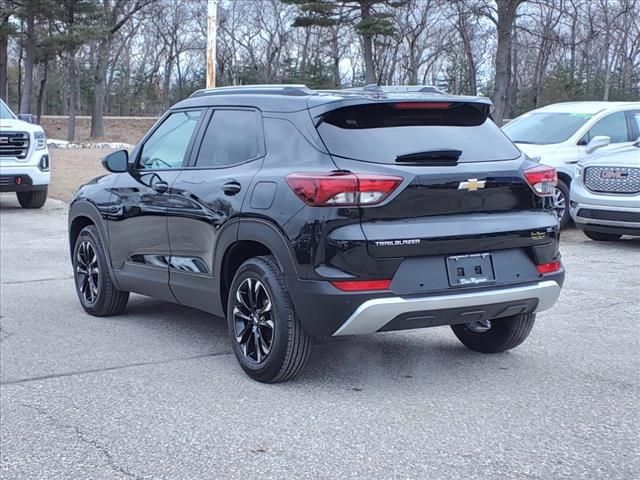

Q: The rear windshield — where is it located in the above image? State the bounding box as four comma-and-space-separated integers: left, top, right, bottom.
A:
316, 103, 521, 163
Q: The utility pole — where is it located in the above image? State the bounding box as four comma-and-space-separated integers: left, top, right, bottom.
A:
206, 0, 218, 89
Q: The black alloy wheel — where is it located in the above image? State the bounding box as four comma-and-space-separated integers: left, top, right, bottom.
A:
76, 240, 100, 305
233, 278, 275, 364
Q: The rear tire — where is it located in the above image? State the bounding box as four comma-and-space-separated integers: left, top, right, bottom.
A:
17, 189, 47, 209
583, 230, 622, 242
73, 225, 129, 316
451, 313, 536, 353
227, 255, 310, 383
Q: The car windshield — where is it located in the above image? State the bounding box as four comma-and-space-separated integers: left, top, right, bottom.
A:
503, 112, 592, 145
0, 100, 16, 119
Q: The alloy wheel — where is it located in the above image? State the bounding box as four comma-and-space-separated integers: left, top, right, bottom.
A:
233, 278, 274, 364
76, 241, 99, 304
553, 187, 566, 222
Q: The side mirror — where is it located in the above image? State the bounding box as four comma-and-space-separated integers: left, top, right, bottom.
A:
584, 135, 610, 155
18, 113, 34, 124
102, 150, 129, 173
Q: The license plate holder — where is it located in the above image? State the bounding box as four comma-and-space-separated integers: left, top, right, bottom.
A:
446, 253, 495, 287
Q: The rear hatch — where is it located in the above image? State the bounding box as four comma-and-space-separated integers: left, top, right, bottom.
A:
311, 99, 558, 259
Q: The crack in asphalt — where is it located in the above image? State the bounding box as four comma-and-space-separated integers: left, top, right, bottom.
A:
20, 402, 144, 479
1, 276, 74, 285
1, 350, 233, 386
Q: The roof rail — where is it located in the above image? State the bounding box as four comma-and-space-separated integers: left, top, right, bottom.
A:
190, 84, 313, 98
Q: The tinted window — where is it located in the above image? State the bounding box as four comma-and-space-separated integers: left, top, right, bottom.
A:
139, 110, 202, 170
317, 103, 520, 163
585, 112, 628, 144
195, 110, 260, 167
503, 112, 591, 144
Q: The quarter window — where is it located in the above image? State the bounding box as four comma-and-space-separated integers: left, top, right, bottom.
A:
195, 110, 261, 167
583, 112, 629, 144
139, 110, 202, 170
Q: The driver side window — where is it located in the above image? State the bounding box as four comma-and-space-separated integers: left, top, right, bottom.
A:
139, 110, 202, 170
580, 112, 629, 145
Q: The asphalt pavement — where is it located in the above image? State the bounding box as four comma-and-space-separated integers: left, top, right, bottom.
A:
1, 193, 639, 479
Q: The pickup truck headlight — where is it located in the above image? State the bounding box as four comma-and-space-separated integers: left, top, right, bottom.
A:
574, 165, 583, 180
34, 131, 46, 150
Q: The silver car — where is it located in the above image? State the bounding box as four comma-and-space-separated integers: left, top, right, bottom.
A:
570, 141, 640, 240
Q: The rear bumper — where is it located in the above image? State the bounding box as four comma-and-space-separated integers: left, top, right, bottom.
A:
333, 280, 561, 336
290, 270, 564, 336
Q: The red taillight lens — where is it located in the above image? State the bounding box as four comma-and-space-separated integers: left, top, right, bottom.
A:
285, 172, 402, 206
330, 279, 391, 292
523, 165, 557, 196
392, 102, 451, 109
536, 261, 561, 275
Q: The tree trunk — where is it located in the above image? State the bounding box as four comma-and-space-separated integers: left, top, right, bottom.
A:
331, 27, 341, 88
36, 59, 48, 123
0, 13, 9, 102
90, 39, 110, 139
360, 2, 376, 84
19, 13, 35, 113
67, 55, 77, 142
492, 0, 521, 125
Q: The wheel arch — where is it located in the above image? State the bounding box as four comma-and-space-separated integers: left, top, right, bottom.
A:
216, 219, 300, 316
68, 201, 120, 288
557, 171, 572, 187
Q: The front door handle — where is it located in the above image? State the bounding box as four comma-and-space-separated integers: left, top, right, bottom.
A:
223, 181, 241, 196
152, 181, 169, 194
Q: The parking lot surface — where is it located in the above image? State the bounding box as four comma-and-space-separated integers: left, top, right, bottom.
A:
1, 194, 639, 479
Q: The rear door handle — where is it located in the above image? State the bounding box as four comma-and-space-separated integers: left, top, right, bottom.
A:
223, 181, 241, 196
152, 181, 169, 194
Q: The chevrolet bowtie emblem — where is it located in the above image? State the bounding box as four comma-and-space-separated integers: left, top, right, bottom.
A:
458, 179, 486, 191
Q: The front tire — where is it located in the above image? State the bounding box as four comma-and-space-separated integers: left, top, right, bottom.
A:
583, 230, 622, 242
73, 225, 129, 316
451, 313, 536, 353
554, 180, 570, 228
227, 256, 310, 383
17, 189, 47, 209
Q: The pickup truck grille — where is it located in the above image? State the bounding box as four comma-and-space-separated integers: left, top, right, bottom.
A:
0, 132, 30, 159
577, 208, 640, 223
584, 166, 640, 194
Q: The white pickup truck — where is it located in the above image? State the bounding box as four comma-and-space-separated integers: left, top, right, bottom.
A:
0, 99, 50, 208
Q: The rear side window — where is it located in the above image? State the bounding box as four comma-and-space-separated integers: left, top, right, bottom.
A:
195, 109, 261, 167
316, 103, 520, 163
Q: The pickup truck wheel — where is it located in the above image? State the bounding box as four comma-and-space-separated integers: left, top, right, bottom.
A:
73, 225, 129, 316
554, 180, 570, 228
227, 255, 310, 383
583, 230, 622, 241
16, 189, 47, 209
451, 313, 536, 353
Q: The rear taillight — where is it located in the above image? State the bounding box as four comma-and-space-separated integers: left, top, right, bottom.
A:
523, 165, 557, 196
330, 279, 391, 292
285, 172, 402, 207
536, 261, 561, 275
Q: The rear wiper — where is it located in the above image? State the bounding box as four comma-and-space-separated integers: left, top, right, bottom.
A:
395, 150, 461, 165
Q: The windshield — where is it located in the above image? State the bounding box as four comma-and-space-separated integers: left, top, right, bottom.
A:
0, 100, 16, 119
503, 112, 592, 145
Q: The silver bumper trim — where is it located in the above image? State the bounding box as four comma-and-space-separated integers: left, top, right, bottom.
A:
332, 280, 561, 336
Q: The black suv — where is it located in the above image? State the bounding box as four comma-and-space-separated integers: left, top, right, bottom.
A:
69, 85, 564, 382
